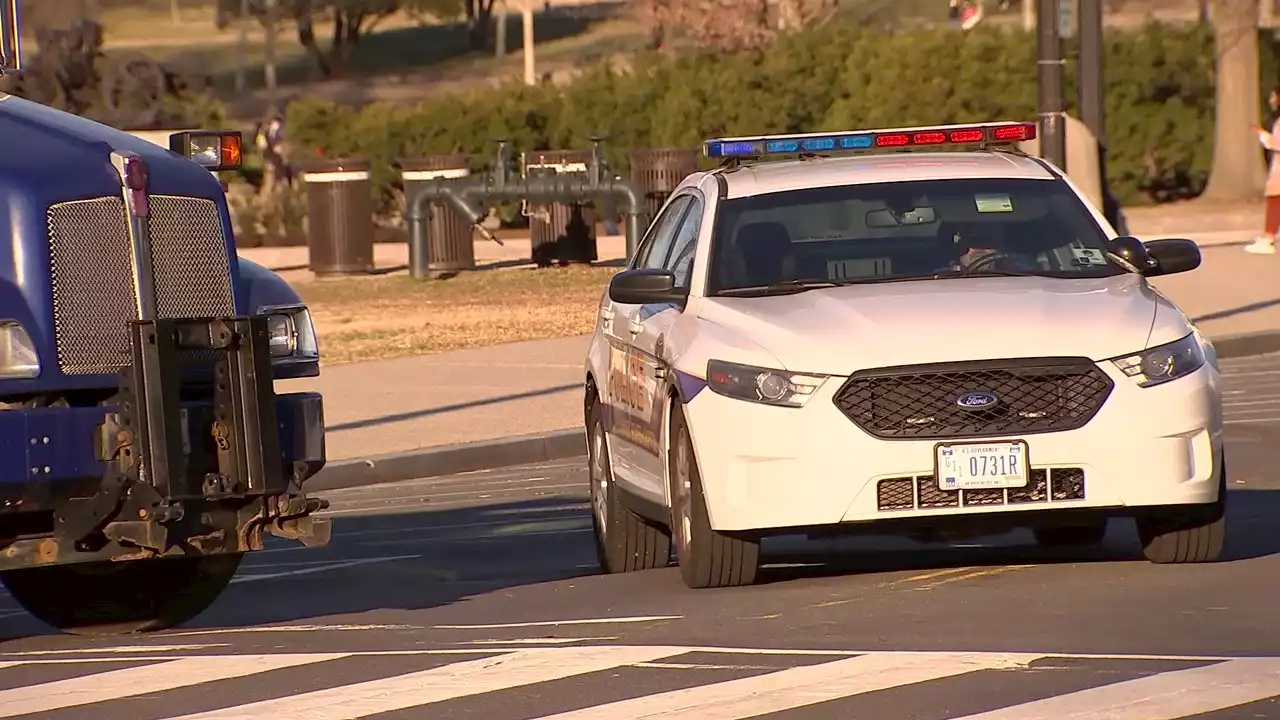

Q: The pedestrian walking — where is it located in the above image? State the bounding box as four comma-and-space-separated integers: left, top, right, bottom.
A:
1245, 86, 1280, 254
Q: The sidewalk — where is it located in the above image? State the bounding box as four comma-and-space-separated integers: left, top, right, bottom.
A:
263, 222, 1280, 464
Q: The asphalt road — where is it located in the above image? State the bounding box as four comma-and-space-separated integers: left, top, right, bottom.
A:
0, 354, 1279, 719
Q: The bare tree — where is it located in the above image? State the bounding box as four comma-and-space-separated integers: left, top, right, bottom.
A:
634, 0, 836, 52
216, 0, 400, 78
1201, 0, 1267, 202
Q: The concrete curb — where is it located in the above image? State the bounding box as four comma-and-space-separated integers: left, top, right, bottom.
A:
306, 428, 586, 493
1213, 330, 1280, 361
306, 330, 1280, 494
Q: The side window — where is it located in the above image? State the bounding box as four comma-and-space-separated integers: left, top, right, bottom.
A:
633, 196, 691, 270
664, 197, 703, 289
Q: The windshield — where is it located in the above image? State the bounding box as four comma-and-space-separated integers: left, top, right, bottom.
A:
706, 177, 1126, 296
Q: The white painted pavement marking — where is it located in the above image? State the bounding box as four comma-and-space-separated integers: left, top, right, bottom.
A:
228, 554, 420, 583
432, 615, 682, 629
0, 653, 350, 718
947, 657, 1280, 719
528, 651, 1042, 719
161, 645, 686, 720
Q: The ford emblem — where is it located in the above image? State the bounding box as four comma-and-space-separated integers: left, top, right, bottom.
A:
955, 391, 999, 410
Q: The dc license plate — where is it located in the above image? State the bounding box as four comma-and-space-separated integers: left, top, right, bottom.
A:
934, 441, 1029, 491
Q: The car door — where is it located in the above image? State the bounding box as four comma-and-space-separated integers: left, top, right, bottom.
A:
603, 195, 691, 495
628, 191, 704, 494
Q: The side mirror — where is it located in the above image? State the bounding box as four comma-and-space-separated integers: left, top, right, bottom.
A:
1141, 237, 1201, 276
1107, 236, 1158, 273
608, 268, 683, 305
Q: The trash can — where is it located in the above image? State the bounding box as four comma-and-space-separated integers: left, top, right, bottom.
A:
522, 149, 597, 267
629, 148, 699, 225
399, 155, 475, 277
301, 157, 375, 276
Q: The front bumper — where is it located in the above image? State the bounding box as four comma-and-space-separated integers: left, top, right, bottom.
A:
0, 392, 325, 505
683, 361, 1223, 533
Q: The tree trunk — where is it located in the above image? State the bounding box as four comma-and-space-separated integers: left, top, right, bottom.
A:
1201, 0, 1266, 202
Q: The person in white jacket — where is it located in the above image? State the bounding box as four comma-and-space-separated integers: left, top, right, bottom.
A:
1245, 86, 1280, 254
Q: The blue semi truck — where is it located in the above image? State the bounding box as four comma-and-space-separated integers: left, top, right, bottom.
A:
0, 2, 331, 634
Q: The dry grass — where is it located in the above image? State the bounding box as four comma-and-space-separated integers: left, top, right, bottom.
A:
294, 265, 620, 364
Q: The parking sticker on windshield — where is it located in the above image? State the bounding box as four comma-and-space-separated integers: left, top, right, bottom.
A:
974, 194, 1014, 213
1070, 246, 1108, 265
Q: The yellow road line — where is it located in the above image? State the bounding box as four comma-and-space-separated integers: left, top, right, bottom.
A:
914, 564, 1035, 590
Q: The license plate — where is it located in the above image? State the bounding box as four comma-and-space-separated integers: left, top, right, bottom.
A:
934, 441, 1029, 490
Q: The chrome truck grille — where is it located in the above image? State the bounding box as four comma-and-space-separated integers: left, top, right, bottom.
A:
47, 195, 236, 375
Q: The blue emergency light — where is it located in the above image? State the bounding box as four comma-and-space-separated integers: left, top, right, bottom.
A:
702, 121, 1038, 158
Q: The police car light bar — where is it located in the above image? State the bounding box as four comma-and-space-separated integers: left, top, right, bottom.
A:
702, 121, 1037, 158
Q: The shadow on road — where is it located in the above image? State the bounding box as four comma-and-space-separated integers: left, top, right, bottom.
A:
2, 434, 1276, 642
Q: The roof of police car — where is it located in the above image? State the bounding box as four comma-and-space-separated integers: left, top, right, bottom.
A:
707, 150, 1058, 199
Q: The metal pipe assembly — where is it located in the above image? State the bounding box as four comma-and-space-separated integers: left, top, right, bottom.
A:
404, 138, 646, 279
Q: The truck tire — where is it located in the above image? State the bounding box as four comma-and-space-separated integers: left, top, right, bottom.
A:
668, 404, 759, 589
1, 553, 242, 635
587, 400, 672, 573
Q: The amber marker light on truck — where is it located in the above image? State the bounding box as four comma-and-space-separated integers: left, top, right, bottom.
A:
168, 131, 244, 172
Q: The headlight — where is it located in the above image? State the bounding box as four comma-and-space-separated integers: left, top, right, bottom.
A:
258, 304, 319, 362
1110, 332, 1205, 388
0, 321, 39, 379
706, 359, 827, 407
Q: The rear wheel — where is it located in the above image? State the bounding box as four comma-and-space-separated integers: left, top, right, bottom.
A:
668, 404, 759, 588
587, 400, 671, 573
1, 553, 243, 635
1134, 459, 1227, 564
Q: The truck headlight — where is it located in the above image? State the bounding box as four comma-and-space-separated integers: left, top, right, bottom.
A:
706, 359, 826, 407
258, 304, 319, 362
1110, 332, 1205, 388
0, 321, 39, 378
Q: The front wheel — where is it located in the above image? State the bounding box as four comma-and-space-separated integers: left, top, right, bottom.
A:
668, 404, 760, 588
1134, 460, 1227, 564
1, 553, 243, 635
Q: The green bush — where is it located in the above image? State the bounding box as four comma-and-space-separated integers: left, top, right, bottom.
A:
284, 20, 1272, 214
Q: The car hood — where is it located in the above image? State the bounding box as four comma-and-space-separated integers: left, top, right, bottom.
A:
695, 274, 1173, 376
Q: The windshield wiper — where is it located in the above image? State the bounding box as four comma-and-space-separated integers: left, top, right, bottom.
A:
716, 279, 846, 297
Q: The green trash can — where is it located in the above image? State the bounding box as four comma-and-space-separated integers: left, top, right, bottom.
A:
301, 157, 375, 276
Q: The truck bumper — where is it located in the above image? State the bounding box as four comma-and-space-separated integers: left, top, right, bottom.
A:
0, 392, 325, 490
0, 392, 329, 571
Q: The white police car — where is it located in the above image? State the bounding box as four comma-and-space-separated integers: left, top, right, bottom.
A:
583, 121, 1224, 589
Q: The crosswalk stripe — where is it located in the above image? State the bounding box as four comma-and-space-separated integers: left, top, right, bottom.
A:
946, 658, 1280, 719
0, 653, 351, 718
528, 651, 1044, 719
160, 645, 687, 720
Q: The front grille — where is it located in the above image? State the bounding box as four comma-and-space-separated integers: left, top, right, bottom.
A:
833, 358, 1114, 440
48, 195, 236, 375
876, 468, 1086, 511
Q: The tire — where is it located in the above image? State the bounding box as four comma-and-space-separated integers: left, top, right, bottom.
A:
1, 552, 243, 636
587, 400, 671, 574
1134, 459, 1227, 564
668, 403, 759, 588
1033, 519, 1108, 547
